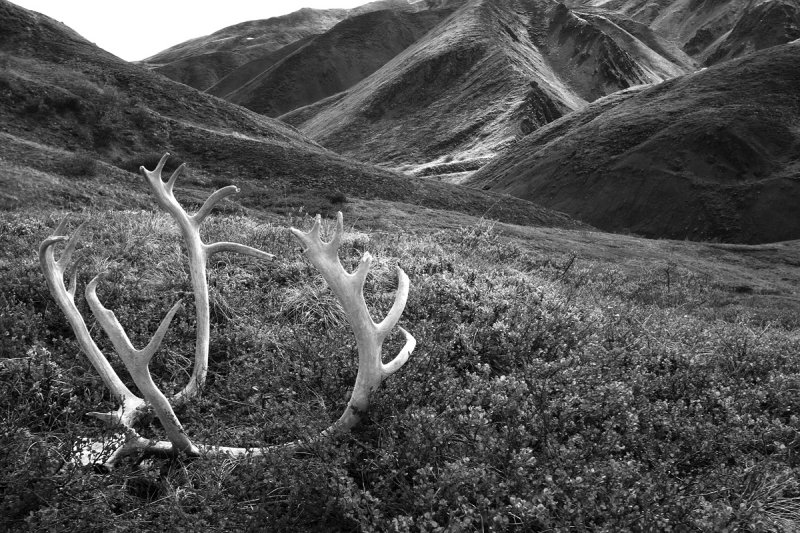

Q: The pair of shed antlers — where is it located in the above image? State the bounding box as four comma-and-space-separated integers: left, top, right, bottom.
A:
39, 154, 415, 467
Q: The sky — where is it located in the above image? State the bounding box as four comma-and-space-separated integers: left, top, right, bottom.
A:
9, 0, 372, 61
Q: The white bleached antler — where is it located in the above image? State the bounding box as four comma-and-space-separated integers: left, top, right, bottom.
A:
140, 154, 274, 402
291, 212, 416, 431
85, 274, 198, 455
39, 218, 146, 427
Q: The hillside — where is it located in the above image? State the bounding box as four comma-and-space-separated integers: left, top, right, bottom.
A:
468, 41, 800, 244
212, 7, 455, 117
0, 0, 584, 230
286, 0, 691, 179
141, 0, 435, 91
566, 0, 800, 64
141, 9, 352, 90
705, 0, 800, 65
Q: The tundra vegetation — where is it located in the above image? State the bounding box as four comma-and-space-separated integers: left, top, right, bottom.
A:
2, 157, 800, 531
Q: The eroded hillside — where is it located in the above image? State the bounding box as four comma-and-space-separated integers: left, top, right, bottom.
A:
468, 41, 800, 243
284, 0, 690, 180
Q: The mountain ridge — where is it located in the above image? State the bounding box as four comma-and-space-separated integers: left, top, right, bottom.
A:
467, 41, 800, 243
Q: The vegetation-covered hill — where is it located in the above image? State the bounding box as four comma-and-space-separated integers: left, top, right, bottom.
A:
4, 201, 800, 530
0, 0, 581, 229
468, 41, 800, 244
212, 7, 455, 117
141, 0, 439, 90
704, 0, 800, 66
565, 0, 800, 64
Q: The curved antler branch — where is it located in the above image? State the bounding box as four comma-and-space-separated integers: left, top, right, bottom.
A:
204, 242, 275, 261
85, 275, 197, 455
193, 185, 240, 225
290, 211, 415, 432
39, 219, 146, 427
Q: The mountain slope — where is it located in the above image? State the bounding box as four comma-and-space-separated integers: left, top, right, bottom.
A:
0, 0, 583, 230
212, 7, 455, 117
567, 0, 800, 64
705, 0, 800, 65
142, 0, 434, 90
565, 0, 750, 58
468, 42, 800, 243
286, 0, 691, 178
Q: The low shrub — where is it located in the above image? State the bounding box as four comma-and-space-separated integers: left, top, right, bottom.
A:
2, 212, 800, 531
57, 152, 97, 178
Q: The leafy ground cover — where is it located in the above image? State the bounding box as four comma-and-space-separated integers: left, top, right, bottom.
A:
2, 199, 800, 531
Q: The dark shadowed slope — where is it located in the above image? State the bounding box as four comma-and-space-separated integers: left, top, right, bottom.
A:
287, 0, 690, 178
468, 42, 800, 244
212, 8, 455, 117
704, 0, 800, 65
567, 0, 800, 64
566, 0, 749, 58
541, 3, 693, 101
0, 0, 583, 230
141, 0, 433, 90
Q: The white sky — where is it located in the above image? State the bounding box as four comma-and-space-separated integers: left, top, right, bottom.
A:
9, 1, 372, 61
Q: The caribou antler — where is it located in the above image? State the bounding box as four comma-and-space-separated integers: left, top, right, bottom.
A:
85, 274, 199, 455
39, 217, 146, 427
290, 212, 416, 432
39, 155, 415, 467
140, 154, 274, 402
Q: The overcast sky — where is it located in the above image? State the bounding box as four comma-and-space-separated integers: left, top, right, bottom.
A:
9, 0, 371, 61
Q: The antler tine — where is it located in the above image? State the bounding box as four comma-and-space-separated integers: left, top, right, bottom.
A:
329, 211, 344, 252
352, 252, 373, 292
205, 241, 276, 261
57, 221, 86, 270
376, 266, 410, 339
53, 215, 70, 237
165, 163, 185, 195
153, 152, 170, 177
40, 235, 69, 273
381, 326, 416, 378
193, 185, 240, 225
86, 274, 197, 455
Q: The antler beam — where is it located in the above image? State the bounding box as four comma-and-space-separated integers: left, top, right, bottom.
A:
140, 154, 274, 402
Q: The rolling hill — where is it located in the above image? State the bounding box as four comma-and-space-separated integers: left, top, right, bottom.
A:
141, 0, 438, 91
467, 41, 800, 243
211, 7, 456, 117
0, 0, 582, 230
